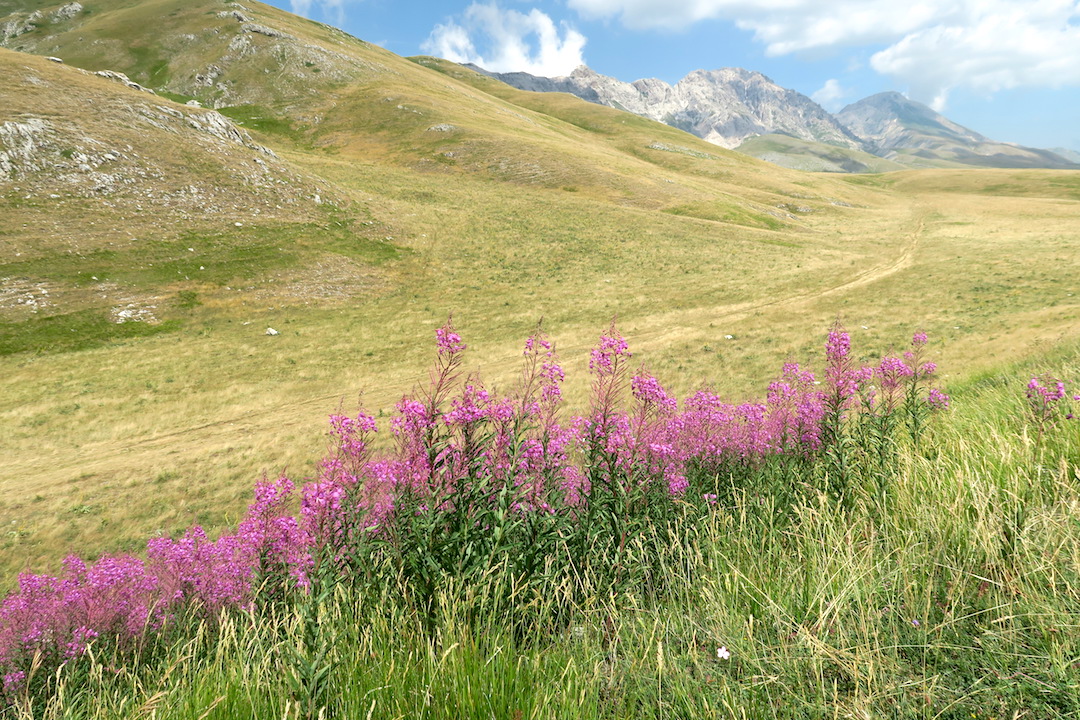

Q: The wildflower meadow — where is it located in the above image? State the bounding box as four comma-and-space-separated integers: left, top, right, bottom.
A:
1, 320, 1078, 719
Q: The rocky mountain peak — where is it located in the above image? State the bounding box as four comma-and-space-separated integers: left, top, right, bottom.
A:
476, 63, 860, 150
568, 65, 600, 80
833, 92, 1077, 168
475, 61, 1076, 170
836, 92, 987, 151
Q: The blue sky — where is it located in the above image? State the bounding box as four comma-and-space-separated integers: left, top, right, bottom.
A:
266, 0, 1080, 152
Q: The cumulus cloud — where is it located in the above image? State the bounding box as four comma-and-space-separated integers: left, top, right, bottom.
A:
811, 79, 850, 111
423, 3, 587, 77
870, 1, 1080, 110
565, 0, 1080, 106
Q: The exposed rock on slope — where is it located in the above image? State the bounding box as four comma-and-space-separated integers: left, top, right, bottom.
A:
0, 49, 330, 223
0, 0, 387, 109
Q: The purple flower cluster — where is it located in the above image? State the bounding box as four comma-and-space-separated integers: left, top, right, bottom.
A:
0, 320, 954, 700
927, 388, 950, 410
435, 324, 466, 356
1026, 375, 1077, 425
0, 473, 308, 697
631, 373, 677, 416
825, 325, 871, 413
676, 366, 824, 469
871, 335, 949, 414
589, 328, 631, 377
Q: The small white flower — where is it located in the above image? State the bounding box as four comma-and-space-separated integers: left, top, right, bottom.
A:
716, 646, 731, 660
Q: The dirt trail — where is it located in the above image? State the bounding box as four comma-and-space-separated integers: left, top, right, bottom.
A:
8, 206, 928, 488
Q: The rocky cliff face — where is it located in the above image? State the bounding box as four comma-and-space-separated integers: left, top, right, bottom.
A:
471, 64, 862, 150
667, 69, 864, 149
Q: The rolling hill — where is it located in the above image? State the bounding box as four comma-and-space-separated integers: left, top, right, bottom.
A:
735, 133, 906, 174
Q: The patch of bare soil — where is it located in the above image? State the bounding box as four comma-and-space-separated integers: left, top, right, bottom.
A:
251, 254, 383, 305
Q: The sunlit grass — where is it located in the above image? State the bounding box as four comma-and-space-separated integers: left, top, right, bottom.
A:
8, 344, 1078, 718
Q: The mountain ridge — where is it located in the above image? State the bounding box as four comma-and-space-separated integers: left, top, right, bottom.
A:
472, 64, 1078, 172
836, 92, 1078, 170
467, 63, 862, 151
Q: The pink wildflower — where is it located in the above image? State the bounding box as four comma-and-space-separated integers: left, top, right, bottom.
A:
927, 388, 950, 410
435, 322, 466, 355
590, 332, 631, 376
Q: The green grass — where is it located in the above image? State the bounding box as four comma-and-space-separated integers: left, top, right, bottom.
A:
11, 348, 1080, 718
126, 43, 171, 86
2, 234, 297, 289
663, 201, 790, 231
0, 310, 180, 356
217, 105, 311, 146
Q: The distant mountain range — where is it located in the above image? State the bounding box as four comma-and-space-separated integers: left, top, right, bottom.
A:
470, 65, 1078, 173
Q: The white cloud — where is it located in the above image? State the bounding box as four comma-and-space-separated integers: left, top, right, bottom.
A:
811, 79, 850, 111
567, 0, 951, 40
423, 4, 587, 77
565, 0, 1080, 108
870, 1, 1080, 110
290, 0, 348, 25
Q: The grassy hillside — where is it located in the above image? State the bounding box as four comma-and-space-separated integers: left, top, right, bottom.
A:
0, 0, 1078, 586
736, 133, 907, 173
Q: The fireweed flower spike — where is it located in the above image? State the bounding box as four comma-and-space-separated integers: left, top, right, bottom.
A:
436, 322, 466, 356
1025, 375, 1074, 433
589, 328, 631, 377
587, 322, 633, 452
927, 388, 950, 411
